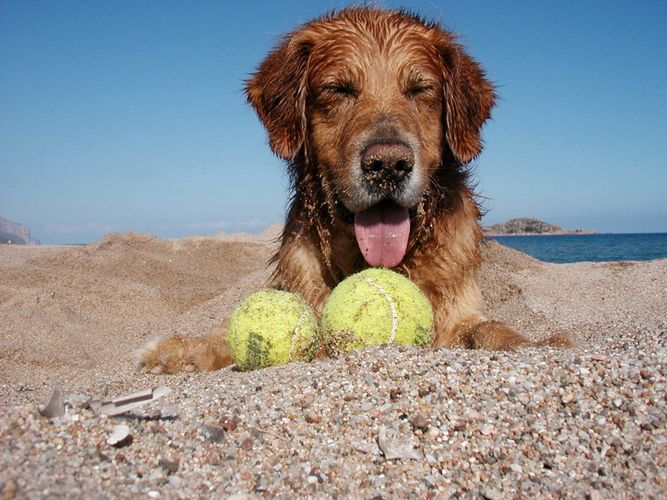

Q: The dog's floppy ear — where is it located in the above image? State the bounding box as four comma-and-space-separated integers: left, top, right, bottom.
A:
246, 30, 314, 161
435, 33, 496, 164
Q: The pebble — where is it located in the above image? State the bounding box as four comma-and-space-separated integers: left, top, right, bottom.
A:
480, 424, 495, 436
482, 486, 504, 500
304, 411, 322, 424
106, 424, 131, 447
158, 457, 179, 474
378, 425, 424, 460
201, 423, 225, 443
410, 414, 429, 432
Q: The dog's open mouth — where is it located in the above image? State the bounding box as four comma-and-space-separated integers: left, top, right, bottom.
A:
354, 200, 410, 268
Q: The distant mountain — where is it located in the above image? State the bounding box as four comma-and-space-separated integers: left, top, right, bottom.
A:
0, 216, 40, 245
485, 218, 593, 236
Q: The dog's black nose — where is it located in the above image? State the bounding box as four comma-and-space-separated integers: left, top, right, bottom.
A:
361, 142, 414, 185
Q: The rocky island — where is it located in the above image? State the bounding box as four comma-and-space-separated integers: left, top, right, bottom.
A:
485, 218, 594, 236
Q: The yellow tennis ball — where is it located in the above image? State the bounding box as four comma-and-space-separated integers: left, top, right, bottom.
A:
226, 290, 319, 371
320, 268, 434, 355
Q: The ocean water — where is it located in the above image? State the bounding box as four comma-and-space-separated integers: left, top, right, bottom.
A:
489, 233, 667, 263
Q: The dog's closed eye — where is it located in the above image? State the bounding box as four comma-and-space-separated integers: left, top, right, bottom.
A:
321, 82, 358, 99
404, 79, 437, 99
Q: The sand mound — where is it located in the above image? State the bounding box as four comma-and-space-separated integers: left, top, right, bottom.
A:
0, 232, 275, 399
1, 233, 664, 399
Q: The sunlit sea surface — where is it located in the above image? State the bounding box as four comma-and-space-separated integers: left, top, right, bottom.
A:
488, 233, 667, 263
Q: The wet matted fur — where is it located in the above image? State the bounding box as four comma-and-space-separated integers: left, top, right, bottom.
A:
141, 7, 569, 373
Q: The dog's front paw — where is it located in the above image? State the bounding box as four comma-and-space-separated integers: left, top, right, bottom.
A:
464, 321, 574, 350
138, 332, 230, 374
466, 320, 532, 350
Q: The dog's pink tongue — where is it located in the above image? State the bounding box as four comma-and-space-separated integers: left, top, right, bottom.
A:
354, 202, 410, 268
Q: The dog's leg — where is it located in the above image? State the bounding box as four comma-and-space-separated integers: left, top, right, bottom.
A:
138, 323, 231, 374
445, 319, 531, 349
139, 232, 332, 373
450, 320, 573, 350
435, 311, 573, 350
269, 232, 335, 315
428, 279, 572, 350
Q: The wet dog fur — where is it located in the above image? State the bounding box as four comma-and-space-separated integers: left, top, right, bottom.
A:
140, 7, 570, 373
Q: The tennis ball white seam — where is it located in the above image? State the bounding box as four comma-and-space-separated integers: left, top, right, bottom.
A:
362, 274, 398, 343
289, 307, 309, 361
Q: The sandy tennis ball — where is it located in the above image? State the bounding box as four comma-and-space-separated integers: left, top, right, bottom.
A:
226, 290, 319, 371
320, 268, 434, 355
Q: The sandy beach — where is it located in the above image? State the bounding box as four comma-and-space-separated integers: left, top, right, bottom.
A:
1, 231, 665, 497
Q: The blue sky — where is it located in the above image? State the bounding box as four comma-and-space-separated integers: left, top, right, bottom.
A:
1, 0, 666, 244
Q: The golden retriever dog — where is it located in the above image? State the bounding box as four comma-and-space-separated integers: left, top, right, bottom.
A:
141, 7, 569, 373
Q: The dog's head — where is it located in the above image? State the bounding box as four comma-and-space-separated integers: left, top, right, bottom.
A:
246, 8, 494, 267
